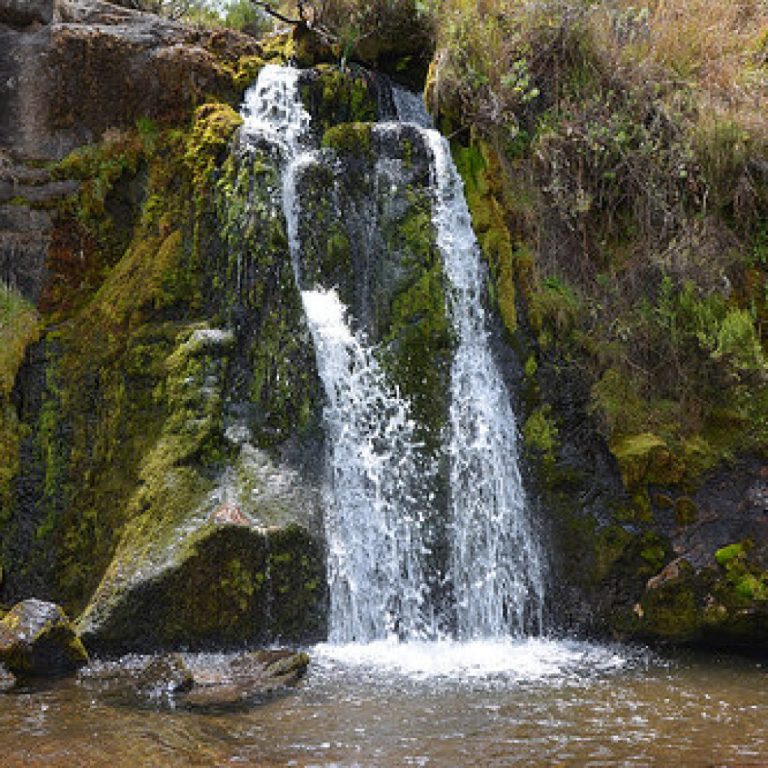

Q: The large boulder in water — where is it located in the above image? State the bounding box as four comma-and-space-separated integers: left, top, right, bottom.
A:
0, 598, 89, 675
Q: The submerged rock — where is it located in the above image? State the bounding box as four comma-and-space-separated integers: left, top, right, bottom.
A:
0, 598, 88, 675
79, 652, 193, 703
78, 648, 309, 709
180, 649, 309, 710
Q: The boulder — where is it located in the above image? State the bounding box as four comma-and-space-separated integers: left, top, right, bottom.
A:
0, 598, 89, 675
1, 0, 266, 162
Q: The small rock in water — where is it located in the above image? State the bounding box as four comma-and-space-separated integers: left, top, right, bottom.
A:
78, 649, 309, 710
79, 653, 193, 702
181, 649, 310, 710
0, 599, 89, 675
0, 664, 16, 692
135, 654, 194, 696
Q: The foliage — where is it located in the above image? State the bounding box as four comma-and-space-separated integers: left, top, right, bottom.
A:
435, 0, 768, 488
258, 0, 435, 69
0, 284, 40, 398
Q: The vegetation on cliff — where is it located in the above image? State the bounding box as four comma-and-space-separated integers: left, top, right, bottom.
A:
423, 0, 768, 643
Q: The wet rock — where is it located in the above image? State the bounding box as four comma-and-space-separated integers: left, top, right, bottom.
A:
79, 653, 193, 702
180, 650, 310, 710
0, 663, 16, 691
0, 0, 53, 27
78, 649, 308, 709
1, 0, 265, 162
134, 653, 194, 695
0, 598, 89, 675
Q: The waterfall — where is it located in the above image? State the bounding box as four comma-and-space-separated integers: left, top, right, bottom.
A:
242, 65, 435, 642
424, 130, 544, 636
239, 65, 544, 643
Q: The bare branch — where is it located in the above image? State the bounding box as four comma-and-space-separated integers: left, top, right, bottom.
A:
250, 1, 303, 26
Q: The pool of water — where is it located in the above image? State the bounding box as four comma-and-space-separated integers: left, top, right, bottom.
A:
2, 638, 767, 767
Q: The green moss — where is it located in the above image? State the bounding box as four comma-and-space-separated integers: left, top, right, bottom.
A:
322, 122, 373, 157
715, 542, 746, 567
185, 102, 244, 192
610, 432, 683, 489
640, 579, 701, 640
231, 55, 266, 90
381, 189, 452, 450
0, 284, 39, 398
523, 404, 559, 465
453, 141, 521, 336
301, 65, 378, 133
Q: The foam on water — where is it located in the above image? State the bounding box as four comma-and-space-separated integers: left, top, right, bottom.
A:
313, 638, 632, 682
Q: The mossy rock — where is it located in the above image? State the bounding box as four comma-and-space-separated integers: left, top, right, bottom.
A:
610, 432, 684, 490
0, 598, 88, 675
77, 517, 326, 653
298, 65, 379, 136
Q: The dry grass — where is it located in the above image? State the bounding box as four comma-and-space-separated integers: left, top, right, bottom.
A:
592, 0, 768, 129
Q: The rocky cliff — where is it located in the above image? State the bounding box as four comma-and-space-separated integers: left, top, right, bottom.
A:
2, 0, 768, 654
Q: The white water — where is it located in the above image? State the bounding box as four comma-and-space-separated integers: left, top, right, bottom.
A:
426, 130, 545, 636
242, 66, 435, 642
240, 65, 544, 648
315, 637, 629, 681
300, 289, 434, 641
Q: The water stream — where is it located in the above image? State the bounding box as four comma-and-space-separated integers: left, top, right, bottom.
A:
3, 646, 768, 767
241, 64, 544, 644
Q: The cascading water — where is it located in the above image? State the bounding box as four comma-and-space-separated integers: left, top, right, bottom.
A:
425, 130, 545, 636
239, 64, 544, 644
242, 65, 435, 642
387, 86, 545, 635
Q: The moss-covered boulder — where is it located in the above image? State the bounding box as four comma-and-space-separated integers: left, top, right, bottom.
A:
75, 436, 327, 653
0, 598, 88, 675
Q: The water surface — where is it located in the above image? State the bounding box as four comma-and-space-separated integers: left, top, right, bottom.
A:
2, 639, 767, 766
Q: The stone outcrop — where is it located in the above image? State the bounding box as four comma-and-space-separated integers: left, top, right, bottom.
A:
0, 0, 264, 305
0, 598, 88, 674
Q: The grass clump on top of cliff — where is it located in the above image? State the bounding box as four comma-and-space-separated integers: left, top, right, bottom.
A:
428, 0, 768, 486
0, 283, 40, 398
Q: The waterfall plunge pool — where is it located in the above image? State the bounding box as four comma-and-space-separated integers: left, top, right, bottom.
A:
2, 639, 767, 766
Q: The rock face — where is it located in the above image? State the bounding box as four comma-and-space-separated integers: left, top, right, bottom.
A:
0, 599, 89, 674
0, 0, 328, 652
0, 0, 264, 305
